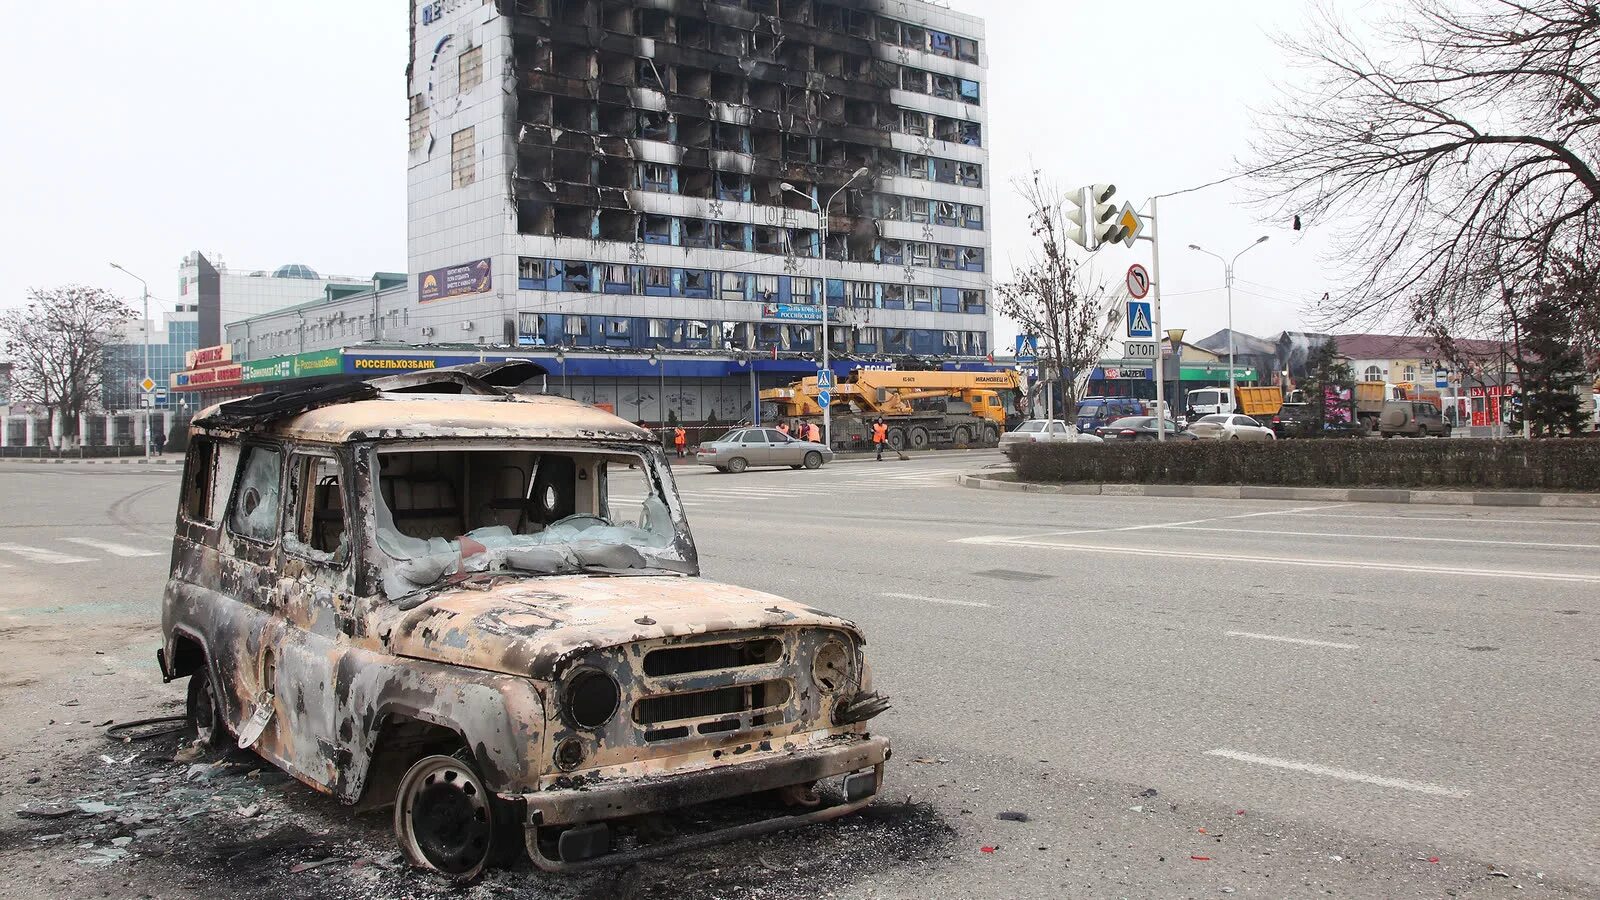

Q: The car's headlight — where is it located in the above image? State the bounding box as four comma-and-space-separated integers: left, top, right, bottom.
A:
812, 638, 854, 693
563, 668, 620, 729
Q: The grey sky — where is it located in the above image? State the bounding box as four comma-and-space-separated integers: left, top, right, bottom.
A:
1, 0, 1337, 348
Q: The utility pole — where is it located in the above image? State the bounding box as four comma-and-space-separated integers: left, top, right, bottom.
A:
110, 263, 151, 460
783, 166, 868, 449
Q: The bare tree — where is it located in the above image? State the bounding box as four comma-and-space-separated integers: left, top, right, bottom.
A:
0, 286, 134, 441
1247, 0, 1600, 336
997, 172, 1120, 421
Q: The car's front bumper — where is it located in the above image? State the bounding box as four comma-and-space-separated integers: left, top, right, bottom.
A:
516, 733, 889, 870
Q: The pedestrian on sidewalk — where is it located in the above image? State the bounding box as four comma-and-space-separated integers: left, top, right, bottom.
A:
872, 418, 888, 461
151, 429, 166, 456
673, 425, 687, 458
806, 421, 820, 444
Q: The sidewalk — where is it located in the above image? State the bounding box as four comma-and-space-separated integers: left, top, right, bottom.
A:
11, 454, 179, 466
665, 447, 1002, 466
957, 471, 1600, 508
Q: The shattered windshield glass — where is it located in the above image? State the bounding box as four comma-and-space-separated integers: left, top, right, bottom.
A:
372, 446, 690, 600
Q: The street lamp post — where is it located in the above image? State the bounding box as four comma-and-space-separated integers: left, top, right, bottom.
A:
109, 262, 151, 460
1165, 328, 1186, 427
782, 166, 870, 449
1188, 237, 1268, 412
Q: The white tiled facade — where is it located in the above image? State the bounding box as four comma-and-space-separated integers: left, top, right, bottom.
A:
404, 0, 991, 357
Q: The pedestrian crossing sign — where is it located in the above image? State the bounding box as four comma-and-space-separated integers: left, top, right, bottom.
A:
816, 369, 835, 390
1015, 334, 1040, 362
1126, 301, 1153, 338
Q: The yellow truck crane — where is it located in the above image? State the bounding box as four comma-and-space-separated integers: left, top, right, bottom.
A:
760, 369, 1023, 450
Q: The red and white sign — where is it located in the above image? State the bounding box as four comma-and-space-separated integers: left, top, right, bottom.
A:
186, 344, 232, 368
1126, 264, 1151, 299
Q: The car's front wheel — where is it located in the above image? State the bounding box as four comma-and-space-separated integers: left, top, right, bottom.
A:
395, 753, 500, 880
186, 667, 228, 748
803, 451, 824, 469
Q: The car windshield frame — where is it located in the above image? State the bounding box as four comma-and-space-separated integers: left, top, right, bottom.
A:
360, 438, 697, 600
1014, 421, 1047, 433
1197, 415, 1229, 424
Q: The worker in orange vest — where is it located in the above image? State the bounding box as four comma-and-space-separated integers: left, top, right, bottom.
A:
872, 418, 888, 461
673, 425, 687, 458
806, 421, 821, 444
777, 421, 790, 438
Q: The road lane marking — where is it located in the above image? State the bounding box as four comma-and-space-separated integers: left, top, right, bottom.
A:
953, 537, 1600, 584
1171, 525, 1600, 550
957, 503, 1351, 543
1225, 631, 1359, 650
1205, 749, 1469, 798
61, 537, 161, 557
881, 592, 992, 608
0, 543, 94, 564
1286, 511, 1600, 528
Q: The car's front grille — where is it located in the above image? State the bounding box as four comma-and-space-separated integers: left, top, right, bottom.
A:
633, 679, 792, 726
643, 639, 781, 676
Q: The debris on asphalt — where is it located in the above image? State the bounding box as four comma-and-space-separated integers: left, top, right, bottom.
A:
173, 743, 205, 764
236, 803, 261, 818
16, 801, 76, 819
289, 858, 339, 874
996, 811, 1030, 822
980, 845, 997, 853
1190, 855, 1211, 861
62, 699, 79, 707
1137, 788, 1158, 798
1489, 869, 1511, 878
75, 801, 121, 815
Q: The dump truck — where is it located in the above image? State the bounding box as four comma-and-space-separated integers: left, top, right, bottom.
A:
1184, 386, 1282, 419
761, 369, 1024, 451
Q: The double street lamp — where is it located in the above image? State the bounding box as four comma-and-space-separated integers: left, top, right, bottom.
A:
1188, 237, 1269, 409
781, 166, 871, 448
109, 262, 152, 460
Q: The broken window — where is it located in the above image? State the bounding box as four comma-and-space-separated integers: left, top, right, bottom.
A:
962, 204, 984, 229
934, 117, 959, 143
855, 326, 878, 351
956, 37, 980, 63
901, 25, 926, 50
880, 240, 904, 265
902, 110, 927, 136
932, 74, 957, 101
899, 67, 927, 93
638, 111, 670, 141
682, 270, 712, 298
905, 155, 928, 179
911, 287, 932, 310
962, 247, 985, 271
935, 201, 959, 227
906, 199, 930, 223
606, 318, 631, 338
603, 264, 631, 293
519, 312, 548, 337
682, 219, 713, 248
910, 242, 931, 267
933, 158, 958, 184
228, 445, 282, 545
563, 262, 592, 291
639, 214, 673, 245
852, 282, 877, 308
960, 121, 982, 146
718, 224, 749, 251
649, 319, 669, 340
754, 274, 778, 301
714, 171, 749, 201
640, 163, 673, 192
636, 59, 666, 91
181, 437, 218, 524
720, 272, 747, 300
408, 95, 428, 153
678, 66, 711, 95
958, 163, 983, 187
598, 209, 635, 242
713, 123, 748, 152
451, 127, 476, 188
876, 17, 900, 43
884, 328, 911, 353
929, 30, 954, 58
459, 45, 484, 92
882, 285, 906, 309
518, 258, 547, 281
686, 321, 711, 342
564, 316, 590, 336
937, 245, 959, 269
753, 227, 784, 255
644, 266, 671, 292
961, 290, 985, 313
757, 323, 782, 347
959, 80, 981, 105
288, 455, 347, 562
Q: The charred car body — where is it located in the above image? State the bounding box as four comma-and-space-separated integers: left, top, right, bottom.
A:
157, 364, 889, 876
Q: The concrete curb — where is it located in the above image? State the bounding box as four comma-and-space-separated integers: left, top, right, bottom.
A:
956, 472, 1600, 508
12, 457, 178, 466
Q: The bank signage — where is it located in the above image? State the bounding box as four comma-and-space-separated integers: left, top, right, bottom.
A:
419, 258, 493, 303
172, 364, 243, 389
236, 350, 345, 384
761, 303, 840, 322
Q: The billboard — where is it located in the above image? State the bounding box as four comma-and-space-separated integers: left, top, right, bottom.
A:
419, 258, 492, 303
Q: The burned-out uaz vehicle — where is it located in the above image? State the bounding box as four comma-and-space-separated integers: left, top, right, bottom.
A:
157, 363, 889, 876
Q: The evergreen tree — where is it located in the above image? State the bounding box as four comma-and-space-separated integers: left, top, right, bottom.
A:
1516, 297, 1587, 437
1302, 338, 1354, 431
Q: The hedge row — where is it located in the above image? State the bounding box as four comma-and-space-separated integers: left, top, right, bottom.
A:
1013, 438, 1600, 492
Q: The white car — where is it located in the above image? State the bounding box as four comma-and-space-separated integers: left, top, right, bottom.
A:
998, 419, 1104, 453
1187, 413, 1276, 441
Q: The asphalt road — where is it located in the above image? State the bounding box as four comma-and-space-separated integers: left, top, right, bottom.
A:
0, 454, 1596, 898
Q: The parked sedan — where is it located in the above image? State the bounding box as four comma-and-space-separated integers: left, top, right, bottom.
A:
1102, 416, 1196, 442
998, 419, 1104, 455
695, 427, 833, 473
1187, 414, 1276, 441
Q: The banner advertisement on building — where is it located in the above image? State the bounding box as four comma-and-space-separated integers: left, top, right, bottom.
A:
172, 364, 243, 390
761, 303, 840, 322
419, 258, 492, 303
185, 344, 232, 369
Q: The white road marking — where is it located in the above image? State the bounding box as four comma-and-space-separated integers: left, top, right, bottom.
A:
954, 536, 1600, 584
881, 592, 992, 608
1288, 511, 1600, 528
1171, 525, 1600, 551
957, 503, 1351, 543
0, 543, 94, 564
1225, 631, 1359, 650
61, 537, 161, 557
1205, 749, 1469, 798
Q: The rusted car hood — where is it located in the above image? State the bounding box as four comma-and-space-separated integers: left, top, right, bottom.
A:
381, 576, 859, 679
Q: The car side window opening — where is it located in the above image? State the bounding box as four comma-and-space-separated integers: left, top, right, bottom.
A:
182, 437, 218, 523
228, 445, 284, 544
287, 454, 348, 563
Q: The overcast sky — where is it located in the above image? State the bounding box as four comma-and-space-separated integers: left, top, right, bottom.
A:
0, 0, 1340, 351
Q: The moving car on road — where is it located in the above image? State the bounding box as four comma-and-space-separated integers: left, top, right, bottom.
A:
999, 419, 1104, 456
1076, 397, 1146, 437
1187, 413, 1277, 441
694, 427, 833, 473
160, 363, 887, 877
1102, 416, 1196, 442
1379, 400, 1452, 438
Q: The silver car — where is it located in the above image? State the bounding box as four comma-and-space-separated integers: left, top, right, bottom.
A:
1188, 413, 1277, 441
695, 427, 834, 473
998, 419, 1104, 454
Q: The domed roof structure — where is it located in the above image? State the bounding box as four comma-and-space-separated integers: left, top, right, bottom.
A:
273, 264, 320, 280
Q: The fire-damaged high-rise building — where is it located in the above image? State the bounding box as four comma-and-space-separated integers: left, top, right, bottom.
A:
408, 0, 990, 359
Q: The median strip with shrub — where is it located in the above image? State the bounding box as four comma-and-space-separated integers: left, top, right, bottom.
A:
1012, 439, 1600, 492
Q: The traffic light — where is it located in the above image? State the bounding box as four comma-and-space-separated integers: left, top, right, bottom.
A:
1065, 184, 1121, 249
1088, 184, 1126, 245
